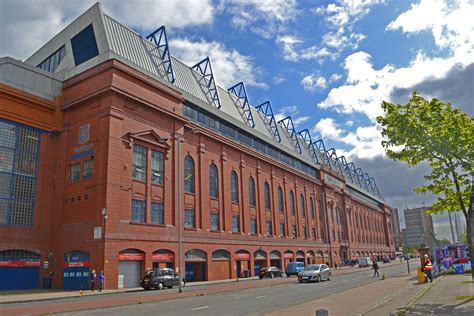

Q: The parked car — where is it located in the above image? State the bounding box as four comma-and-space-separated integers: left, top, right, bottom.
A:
298, 264, 331, 283
358, 257, 373, 268
285, 261, 305, 277
141, 268, 186, 290
259, 266, 284, 279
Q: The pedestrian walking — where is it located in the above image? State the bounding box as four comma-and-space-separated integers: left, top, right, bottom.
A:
90, 269, 97, 291
424, 254, 433, 283
372, 261, 380, 277
334, 262, 338, 270
98, 270, 105, 292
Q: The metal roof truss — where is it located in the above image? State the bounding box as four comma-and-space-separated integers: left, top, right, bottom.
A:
297, 129, 319, 164
145, 26, 175, 83
326, 148, 344, 175
255, 101, 281, 143
192, 57, 221, 109
227, 82, 255, 128
278, 116, 302, 154
337, 156, 354, 183
313, 139, 331, 166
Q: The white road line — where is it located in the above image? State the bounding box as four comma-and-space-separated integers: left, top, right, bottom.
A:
190, 306, 209, 311
255, 295, 266, 299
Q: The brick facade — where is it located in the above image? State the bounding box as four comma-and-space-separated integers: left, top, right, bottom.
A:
0, 60, 396, 290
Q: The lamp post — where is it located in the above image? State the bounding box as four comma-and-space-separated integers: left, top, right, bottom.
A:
400, 219, 410, 274
175, 128, 199, 293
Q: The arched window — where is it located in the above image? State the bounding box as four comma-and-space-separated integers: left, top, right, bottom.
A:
209, 163, 219, 199
184, 155, 195, 193
264, 181, 271, 209
248, 176, 256, 207
278, 186, 284, 213
289, 190, 295, 215
300, 193, 305, 218
230, 171, 239, 203
309, 197, 315, 219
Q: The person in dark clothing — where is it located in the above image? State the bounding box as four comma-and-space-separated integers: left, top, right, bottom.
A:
90, 269, 97, 291
372, 262, 380, 277
334, 262, 338, 270
424, 254, 433, 283
98, 270, 105, 292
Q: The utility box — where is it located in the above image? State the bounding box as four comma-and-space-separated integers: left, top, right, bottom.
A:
417, 267, 427, 284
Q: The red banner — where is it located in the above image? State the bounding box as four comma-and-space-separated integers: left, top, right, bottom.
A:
284, 253, 293, 259
152, 253, 174, 262
119, 253, 145, 261
63, 261, 90, 268
0, 261, 40, 267
234, 253, 250, 260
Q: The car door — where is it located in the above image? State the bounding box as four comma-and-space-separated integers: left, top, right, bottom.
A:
321, 265, 328, 278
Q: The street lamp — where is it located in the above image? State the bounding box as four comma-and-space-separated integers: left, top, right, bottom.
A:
400, 219, 411, 274
175, 127, 199, 293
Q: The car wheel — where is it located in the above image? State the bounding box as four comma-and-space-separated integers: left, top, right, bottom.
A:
167, 285, 173, 289
270, 273, 274, 279
298, 279, 303, 283
317, 275, 321, 283
144, 287, 150, 291
259, 276, 263, 279
327, 273, 331, 281
157, 282, 164, 290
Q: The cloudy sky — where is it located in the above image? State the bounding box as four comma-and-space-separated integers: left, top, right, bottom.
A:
1, 0, 473, 222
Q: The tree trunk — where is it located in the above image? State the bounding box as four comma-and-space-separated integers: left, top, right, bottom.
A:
467, 211, 474, 281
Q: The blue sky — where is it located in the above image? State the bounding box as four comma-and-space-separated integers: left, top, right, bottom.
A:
1, 0, 473, 217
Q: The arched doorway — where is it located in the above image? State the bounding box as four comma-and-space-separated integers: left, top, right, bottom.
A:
152, 249, 175, 269
210, 249, 231, 280
118, 249, 145, 288
0, 250, 41, 290
253, 250, 267, 276
283, 251, 293, 268
62, 250, 90, 290
185, 249, 207, 282
296, 251, 305, 263
234, 250, 251, 278
316, 250, 324, 264
269, 251, 282, 269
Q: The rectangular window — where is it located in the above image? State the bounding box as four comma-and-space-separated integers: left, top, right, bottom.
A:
266, 220, 272, 236
280, 222, 285, 237
211, 212, 219, 231
71, 163, 80, 182
232, 215, 240, 233
292, 224, 297, 238
312, 228, 316, 239
332, 229, 336, 241
151, 150, 164, 185
302, 226, 307, 238
250, 218, 257, 234
132, 145, 147, 181
185, 208, 195, 228
71, 24, 99, 66
150, 202, 163, 225
83, 160, 93, 179
131, 199, 145, 223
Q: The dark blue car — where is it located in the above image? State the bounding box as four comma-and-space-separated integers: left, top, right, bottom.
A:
285, 262, 305, 277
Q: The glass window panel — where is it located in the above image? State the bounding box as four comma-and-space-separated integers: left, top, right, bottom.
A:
230, 171, 238, 203
0, 148, 14, 172
83, 160, 93, 179
71, 163, 80, 182
250, 218, 257, 234
184, 156, 195, 193
132, 145, 147, 181
0, 173, 11, 198
280, 223, 285, 236
0, 122, 16, 148
266, 221, 272, 235
0, 199, 11, 225
185, 208, 195, 228
131, 199, 145, 223
248, 177, 256, 207
289, 191, 295, 215
232, 215, 239, 232
209, 164, 219, 199
211, 213, 219, 231
264, 182, 271, 209
278, 187, 284, 213
151, 151, 164, 185
15, 152, 37, 176
151, 202, 163, 224
300, 194, 305, 218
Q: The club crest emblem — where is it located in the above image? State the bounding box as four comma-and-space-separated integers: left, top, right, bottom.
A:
78, 124, 90, 145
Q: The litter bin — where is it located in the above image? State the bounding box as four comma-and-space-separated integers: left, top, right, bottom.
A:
417, 267, 426, 284
244, 270, 250, 278
455, 265, 464, 274
43, 277, 52, 289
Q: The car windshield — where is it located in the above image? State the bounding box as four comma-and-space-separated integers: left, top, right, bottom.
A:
304, 265, 320, 271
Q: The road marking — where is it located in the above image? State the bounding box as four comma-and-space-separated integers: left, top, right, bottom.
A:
256, 295, 266, 299
191, 306, 209, 311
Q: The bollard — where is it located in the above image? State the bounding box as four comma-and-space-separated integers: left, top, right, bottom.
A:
316, 309, 329, 316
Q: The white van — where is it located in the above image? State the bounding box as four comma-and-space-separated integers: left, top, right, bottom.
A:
358, 257, 373, 268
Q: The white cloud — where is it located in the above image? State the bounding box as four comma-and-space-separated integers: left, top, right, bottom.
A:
276, 35, 302, 61
318, 50, 474, 121
226, 0, 298, 38
274, 105, 309, 127
330, 73, 342, 82
301, 74, 327, 92
0, 0, 216, 60
273, 75, 286, 84
313, 118, 344, 140
387, 0, 474, 62
170, 38, 266, 89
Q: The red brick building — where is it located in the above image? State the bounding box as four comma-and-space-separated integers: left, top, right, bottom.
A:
0, 4, 395, 290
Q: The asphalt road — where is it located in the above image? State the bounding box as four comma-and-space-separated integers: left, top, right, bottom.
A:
54, 261, 418, 316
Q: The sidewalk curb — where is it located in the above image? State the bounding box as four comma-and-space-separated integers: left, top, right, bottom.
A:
391, 276, 443, 315
360, 279, 414, 315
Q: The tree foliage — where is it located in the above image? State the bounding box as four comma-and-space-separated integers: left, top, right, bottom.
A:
377, 92, 473, 279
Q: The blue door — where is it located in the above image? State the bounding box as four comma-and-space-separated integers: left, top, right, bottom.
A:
185, 263, 195, 282
62, 267, 89, 290
0, 267, 39, 290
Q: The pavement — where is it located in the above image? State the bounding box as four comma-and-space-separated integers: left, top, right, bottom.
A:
269, 270, 474, 316
2, 261, 472, 316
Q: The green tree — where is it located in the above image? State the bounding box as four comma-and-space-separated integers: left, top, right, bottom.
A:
377, 92, 474, 280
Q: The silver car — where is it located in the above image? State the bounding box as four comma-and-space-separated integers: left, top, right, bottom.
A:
298, 264, 331, 283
